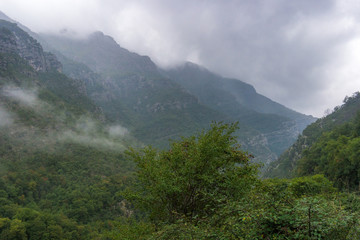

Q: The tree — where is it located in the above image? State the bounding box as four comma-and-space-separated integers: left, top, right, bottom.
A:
126, 122, 259, 224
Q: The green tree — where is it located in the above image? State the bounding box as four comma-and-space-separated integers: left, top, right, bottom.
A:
126, 122, 259, 224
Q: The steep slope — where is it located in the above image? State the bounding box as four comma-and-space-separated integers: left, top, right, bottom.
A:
39, 32, 229, 149
38, 32, 282, 163
265, 92, 360, 178
0, 20, 139, 237
165, 62, 316, 157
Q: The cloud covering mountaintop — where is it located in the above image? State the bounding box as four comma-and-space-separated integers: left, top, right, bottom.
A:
1, 0, 360, 117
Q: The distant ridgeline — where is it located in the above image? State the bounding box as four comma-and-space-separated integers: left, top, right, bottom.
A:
265, 92, 360, 189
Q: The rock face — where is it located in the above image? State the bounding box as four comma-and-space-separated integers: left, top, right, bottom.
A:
0, 20, 103, 123
0, 20, 62, 72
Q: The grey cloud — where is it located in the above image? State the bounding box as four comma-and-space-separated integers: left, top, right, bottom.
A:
1, 0, 360, 116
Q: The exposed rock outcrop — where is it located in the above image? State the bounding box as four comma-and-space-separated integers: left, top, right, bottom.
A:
0, 20, 62, 72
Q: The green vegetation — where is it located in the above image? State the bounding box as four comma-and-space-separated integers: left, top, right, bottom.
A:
2, 85, 360, 239
296, 111, 360, 190
2, 18, 360, 239
265, 92, 360, 178
126, 122, 258, 224
121, 123, 360, 239
0, 24, 138, 238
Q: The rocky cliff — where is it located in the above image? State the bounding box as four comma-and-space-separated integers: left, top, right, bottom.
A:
0, 20, 62, 72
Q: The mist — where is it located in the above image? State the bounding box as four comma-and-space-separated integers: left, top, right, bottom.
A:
108, 125, 129, 137
59, 117, 130, 151
2, 86, 38, 107
0, 106, 12, 127
0, 85, 130, 152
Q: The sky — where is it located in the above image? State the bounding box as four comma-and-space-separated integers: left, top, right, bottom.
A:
1, 0, 360, 117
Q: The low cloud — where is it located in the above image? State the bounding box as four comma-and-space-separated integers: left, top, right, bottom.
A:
58, 117, 129, 151
0, 106, 13, 127
59, 130, 126, 151
108, 125, 129, 137
0, 85, 129, 152
1, 86, 38, 106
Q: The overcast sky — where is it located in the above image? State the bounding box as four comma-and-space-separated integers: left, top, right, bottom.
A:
1, 0, 360, 117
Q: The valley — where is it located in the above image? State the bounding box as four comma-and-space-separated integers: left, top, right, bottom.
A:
1, 9, 360, 239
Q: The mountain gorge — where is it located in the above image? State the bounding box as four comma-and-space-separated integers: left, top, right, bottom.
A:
2, 11, 360, 239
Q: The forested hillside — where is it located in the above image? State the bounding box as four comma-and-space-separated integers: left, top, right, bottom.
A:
0, 20, 138, 238
265, 92, 360, 178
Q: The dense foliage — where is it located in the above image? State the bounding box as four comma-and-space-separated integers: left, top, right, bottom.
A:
124, 123, 360, 239
297, 112, 360, 190
126, 122, 258, 224
265, 92, 360, 178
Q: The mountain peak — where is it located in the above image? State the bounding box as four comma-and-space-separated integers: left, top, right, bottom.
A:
0, 11, 15, 22
41, 30, 159, 76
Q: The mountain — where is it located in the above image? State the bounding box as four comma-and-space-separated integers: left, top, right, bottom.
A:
265, 92, 360, 178
0, 11, 14, 22
166, 62, 315, 130
39, 32, 227, 149
0, 8, 315, 164
36, 33, 267, 163
37, 31, 316, 164
164, 62, 316, 158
